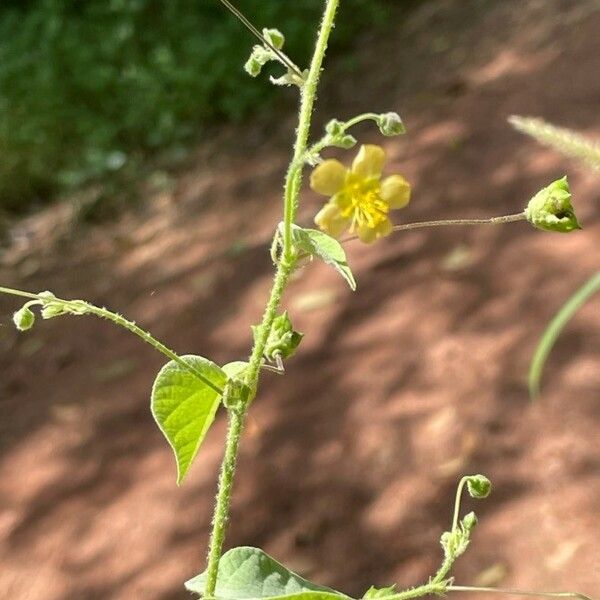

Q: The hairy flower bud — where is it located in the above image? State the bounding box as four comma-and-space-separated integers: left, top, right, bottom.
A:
461, 511, 478, 532
466, 474, 492, 499
525, 176, 580, 232
13, 306, 35, 331
377, 112, 406, 136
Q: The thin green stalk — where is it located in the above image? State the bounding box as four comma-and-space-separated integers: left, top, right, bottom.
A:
0, 287, 223, 394
452, 476, 469, 532
342, 213, 527, 243
0, 286, 40, 300
203, 1, 340, 595
448, 586, 594, 600
282, 0, 340, 259
204, 407, 245, 596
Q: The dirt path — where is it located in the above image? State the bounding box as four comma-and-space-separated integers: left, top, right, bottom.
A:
1, 1, 599, 599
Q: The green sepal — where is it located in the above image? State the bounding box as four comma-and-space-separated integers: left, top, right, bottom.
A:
525, 176, 581, 232
185, 546, 349, 600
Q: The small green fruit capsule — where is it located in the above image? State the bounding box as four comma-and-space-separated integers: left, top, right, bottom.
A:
466, 474, 492, 499
377, 112, 406, 136
13, 306, 35, 331
525, 176, 581, 232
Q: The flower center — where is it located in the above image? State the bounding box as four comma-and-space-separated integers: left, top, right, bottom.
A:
337, 177, 389, 231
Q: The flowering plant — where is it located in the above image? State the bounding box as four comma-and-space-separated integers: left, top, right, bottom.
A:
1, 2, 592, 599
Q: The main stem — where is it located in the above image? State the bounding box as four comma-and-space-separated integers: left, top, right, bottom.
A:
203, 1, 339, 596
204, 408, 244, 596
282, 0, 340, 260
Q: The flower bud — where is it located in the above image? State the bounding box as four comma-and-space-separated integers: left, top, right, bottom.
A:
41, 302, 68, 320
331, 134, 357, 150
262, 28, 285, 50
461, 511, 478, 532
377, 112, 406, 136
466, 474, 491, 499
525, 176, 580, 232
325, 119, 344, 137
13, 306, 35, 331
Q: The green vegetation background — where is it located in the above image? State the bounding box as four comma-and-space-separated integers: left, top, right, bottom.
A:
0, 0, 388, 213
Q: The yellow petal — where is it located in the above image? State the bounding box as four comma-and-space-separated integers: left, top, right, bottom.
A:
381, 175, 411, 209
375, 218, 393, 238
310, 160, 347, 196
357, 224, 377, 243
356, 218, 393, 244
314, 202, 350, 237
351, 144, 386, 179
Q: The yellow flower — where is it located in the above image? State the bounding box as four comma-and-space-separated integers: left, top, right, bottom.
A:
310, 144, 411, 243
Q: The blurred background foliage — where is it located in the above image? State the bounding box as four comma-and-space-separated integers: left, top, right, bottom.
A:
0, 0, 389, 214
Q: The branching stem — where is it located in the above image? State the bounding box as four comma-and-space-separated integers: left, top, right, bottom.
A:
0, 287, 223, 394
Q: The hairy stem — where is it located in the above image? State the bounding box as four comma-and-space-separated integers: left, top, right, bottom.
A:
202, 1, 340, 595
385, 582, 448, 600
204, 408, 245, 596
282, 0, 340, 259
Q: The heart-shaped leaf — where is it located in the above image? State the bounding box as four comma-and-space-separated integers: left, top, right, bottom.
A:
151, 355, 226, 484
290, 225, 356, 291
185, 546, 349, 600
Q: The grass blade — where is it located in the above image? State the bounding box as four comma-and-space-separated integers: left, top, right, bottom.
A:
529, 271, 600, 398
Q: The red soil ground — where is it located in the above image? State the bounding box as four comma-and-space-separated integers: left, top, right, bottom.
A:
0, 1, 598, 599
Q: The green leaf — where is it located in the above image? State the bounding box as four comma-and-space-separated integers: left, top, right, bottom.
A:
185, 546, 349, 600
528, 271, 600, 398
291, 225, 356, 291
151, 355, 226, 484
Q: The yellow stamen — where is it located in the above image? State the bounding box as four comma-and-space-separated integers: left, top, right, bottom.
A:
336, 177, 389, 232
